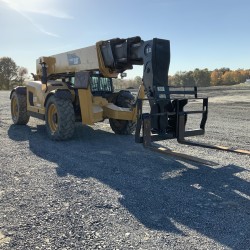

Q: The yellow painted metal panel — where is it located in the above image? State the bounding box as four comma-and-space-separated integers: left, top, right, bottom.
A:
37, 45, 100, 76
103, 103, 136, 121
27, 105, 45, 115
92, 96, 109, 106
95, 41, 119, 78
78, 88, 94, 125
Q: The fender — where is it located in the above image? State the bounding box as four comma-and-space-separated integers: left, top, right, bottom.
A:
109, 90, 133, 106
10, 86, 27, 99
44, 89, 72, 107
54, 89, 72, 100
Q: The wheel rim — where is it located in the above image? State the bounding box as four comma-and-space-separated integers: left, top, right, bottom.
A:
11, 96, 19, 121
48, 104, 58, 133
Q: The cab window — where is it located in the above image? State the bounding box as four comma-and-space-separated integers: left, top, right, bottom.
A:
90, 76, 112, 93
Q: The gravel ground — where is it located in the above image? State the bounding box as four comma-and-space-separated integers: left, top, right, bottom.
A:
0, 85, 249, 250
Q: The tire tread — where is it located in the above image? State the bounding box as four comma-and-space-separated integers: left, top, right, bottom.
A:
109, 91, 136, 135
11, 92, 30, 125
45, 96, 75, 140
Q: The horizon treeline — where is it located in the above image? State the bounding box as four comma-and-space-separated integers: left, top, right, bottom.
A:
169, 68, 250, 87
113, 68, 250, 89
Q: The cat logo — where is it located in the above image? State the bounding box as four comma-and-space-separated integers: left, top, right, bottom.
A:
67, 53, 81, 65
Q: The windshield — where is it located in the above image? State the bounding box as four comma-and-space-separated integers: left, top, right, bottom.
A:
91, 76, 113, 92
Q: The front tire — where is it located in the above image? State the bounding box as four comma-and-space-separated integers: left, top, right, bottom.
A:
11, 91, 30, 125
109, 91, 136, 135
45, 95, 75, 140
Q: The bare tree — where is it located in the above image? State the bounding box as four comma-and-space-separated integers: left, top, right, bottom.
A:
17, 67, 28, 85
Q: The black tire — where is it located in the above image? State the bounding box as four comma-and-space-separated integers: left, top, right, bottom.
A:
45, 95, 75, 140
109, 91, 136, 135
11, 91, 30, 125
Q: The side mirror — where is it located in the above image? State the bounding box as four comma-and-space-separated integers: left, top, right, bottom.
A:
120, 72, 127, 79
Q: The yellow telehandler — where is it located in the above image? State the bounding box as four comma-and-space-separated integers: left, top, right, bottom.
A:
10, 36, 250, 162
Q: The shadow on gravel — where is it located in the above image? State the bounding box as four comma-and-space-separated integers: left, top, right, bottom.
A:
8, 124, 250, 248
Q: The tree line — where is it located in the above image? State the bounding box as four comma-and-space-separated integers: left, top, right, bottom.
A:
113, 76, 142, 89
0, 57, 28, 90
169, 68, 250, 87
114, 68, 250, 89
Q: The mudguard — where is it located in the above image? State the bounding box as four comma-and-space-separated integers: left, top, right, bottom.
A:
10, 86, 27, 99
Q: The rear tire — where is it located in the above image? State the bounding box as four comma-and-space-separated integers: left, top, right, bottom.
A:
11, 91, 30, 125
45, 95, 75, 140
109, 91, 136, 135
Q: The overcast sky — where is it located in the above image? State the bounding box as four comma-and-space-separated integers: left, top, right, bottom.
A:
0, 0, 249, 78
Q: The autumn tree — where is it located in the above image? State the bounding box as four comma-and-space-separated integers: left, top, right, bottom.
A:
234, 69, 249, 83
211, 70, 223, 86
218, 67, 230, 74
220, 70, 247, 85
222, 71, 235, 85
